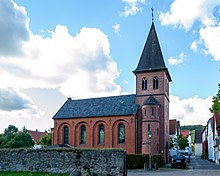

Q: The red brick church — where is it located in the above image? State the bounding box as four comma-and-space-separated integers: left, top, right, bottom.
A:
52, 21, 172, 161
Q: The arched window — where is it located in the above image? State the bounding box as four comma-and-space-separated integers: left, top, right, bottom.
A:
142, 78, 147, 90
118, 123, 125, 144
99, 124, 105, 145
80, 125, 86, 144
63, 126, 69, 144
153, 77, 158, 89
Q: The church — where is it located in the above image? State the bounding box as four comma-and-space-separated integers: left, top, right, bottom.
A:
52, 19, 172, 162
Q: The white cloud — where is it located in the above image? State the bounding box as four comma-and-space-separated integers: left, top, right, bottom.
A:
0, 1, 122, 99
159, 0, 220, 30
168, 52, 186, 65
112, 23, 120, 33
120, 0, 145, 17
0, 0, 122, 132
0, 87, 44, 118
170, 95, 213, 126
0, 0, 30, 56
190, 40, 198, 51
200, 25, 220, 61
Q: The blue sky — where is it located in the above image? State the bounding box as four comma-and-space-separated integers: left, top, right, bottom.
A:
0, 0, 220, 132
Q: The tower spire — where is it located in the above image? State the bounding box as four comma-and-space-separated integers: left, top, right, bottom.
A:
151, 7, 154, 22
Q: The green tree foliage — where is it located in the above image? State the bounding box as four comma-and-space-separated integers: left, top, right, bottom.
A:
39, 132, 52, 146
210, 83, 220, 114
0, 125, 34, 148
180, 125, 204, 131
177, 134, 188, 150
4, 125, 18, 135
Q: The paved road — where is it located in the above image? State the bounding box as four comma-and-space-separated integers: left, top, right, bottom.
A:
127, 156, 220, 176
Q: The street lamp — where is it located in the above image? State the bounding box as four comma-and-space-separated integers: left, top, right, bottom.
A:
148, 130, 152, 170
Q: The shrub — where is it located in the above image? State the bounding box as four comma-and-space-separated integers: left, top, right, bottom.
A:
126, 154, 164, 169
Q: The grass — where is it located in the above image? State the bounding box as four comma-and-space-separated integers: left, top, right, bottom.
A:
0, 172, 68, 176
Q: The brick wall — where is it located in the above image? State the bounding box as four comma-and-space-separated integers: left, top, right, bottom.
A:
135, 69, 170, 162
53, 115, 136, 154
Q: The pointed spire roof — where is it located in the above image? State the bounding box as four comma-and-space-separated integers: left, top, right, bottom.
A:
133, 22, 171, 81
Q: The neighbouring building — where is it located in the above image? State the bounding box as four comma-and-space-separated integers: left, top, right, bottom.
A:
213, 112, 220, 164
207, 117, 215, 161
202, 112, 220, 164
194, 130, 202, 156
52, 19, 172, 161
202, 124, 208, 159
169, 119, 180, 148
27, 129, 47, 143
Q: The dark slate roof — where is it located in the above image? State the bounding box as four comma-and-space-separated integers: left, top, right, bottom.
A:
144, 96, 160, 105
133, 22, 171, 81
53, 94, 138, 119
194, 130, 202, 143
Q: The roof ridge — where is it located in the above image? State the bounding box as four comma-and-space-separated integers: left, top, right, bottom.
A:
67, 94, 135, 101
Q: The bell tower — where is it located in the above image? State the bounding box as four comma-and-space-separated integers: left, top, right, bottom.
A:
133, 18, 171, 161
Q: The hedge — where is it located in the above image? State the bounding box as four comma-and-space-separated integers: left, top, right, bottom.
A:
126, 154, 164, 169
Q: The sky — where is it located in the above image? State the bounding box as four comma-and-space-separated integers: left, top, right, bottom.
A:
0, 0, 220, 133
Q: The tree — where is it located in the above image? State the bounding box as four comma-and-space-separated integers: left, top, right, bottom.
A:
0, 125, 34, 148
180, 125, 204, 131
210, 83, 220, 114
177, 134, 188, 150
4, 125, 18, 135
39, 132, 52, 146
0, 125, 18, 148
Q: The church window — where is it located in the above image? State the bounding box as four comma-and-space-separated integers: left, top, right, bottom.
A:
80, 125, 86, 145
144, 109, 147, 116
148, 124, 150, 131
99, 124, 105, 145
153, 77, 158, 89
118, 123, 125, 144
151, 108, 156, 118
142, 78, 147, 90
63, 126, 68, 144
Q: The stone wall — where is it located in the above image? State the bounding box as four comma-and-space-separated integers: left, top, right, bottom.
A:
0, 148, 126, 176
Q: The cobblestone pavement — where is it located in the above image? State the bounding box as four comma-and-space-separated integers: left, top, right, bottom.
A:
127, 156, 220, 176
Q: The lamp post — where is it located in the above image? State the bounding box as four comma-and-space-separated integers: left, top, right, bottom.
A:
148, 130, 152, 170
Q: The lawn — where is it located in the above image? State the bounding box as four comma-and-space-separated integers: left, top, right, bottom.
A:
0, 172, 68, 176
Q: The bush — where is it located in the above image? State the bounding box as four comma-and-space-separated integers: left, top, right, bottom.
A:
126, 154, 164, 169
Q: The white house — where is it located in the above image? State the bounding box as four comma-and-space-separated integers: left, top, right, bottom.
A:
207, 117, 215, 161
213, 112, 220, 164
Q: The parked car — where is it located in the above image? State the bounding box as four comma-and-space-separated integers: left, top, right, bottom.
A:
171, 155, 187, 169
179, 151, 190, 163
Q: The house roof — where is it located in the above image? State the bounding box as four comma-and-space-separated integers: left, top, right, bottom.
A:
181, 130, 190, 137
53, 94, 139, 119
133, 22, 171, 82
27, 130, 47, 142
169, 119, 177, 135
144, 96, 160, 105
194, 130, 202, 143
